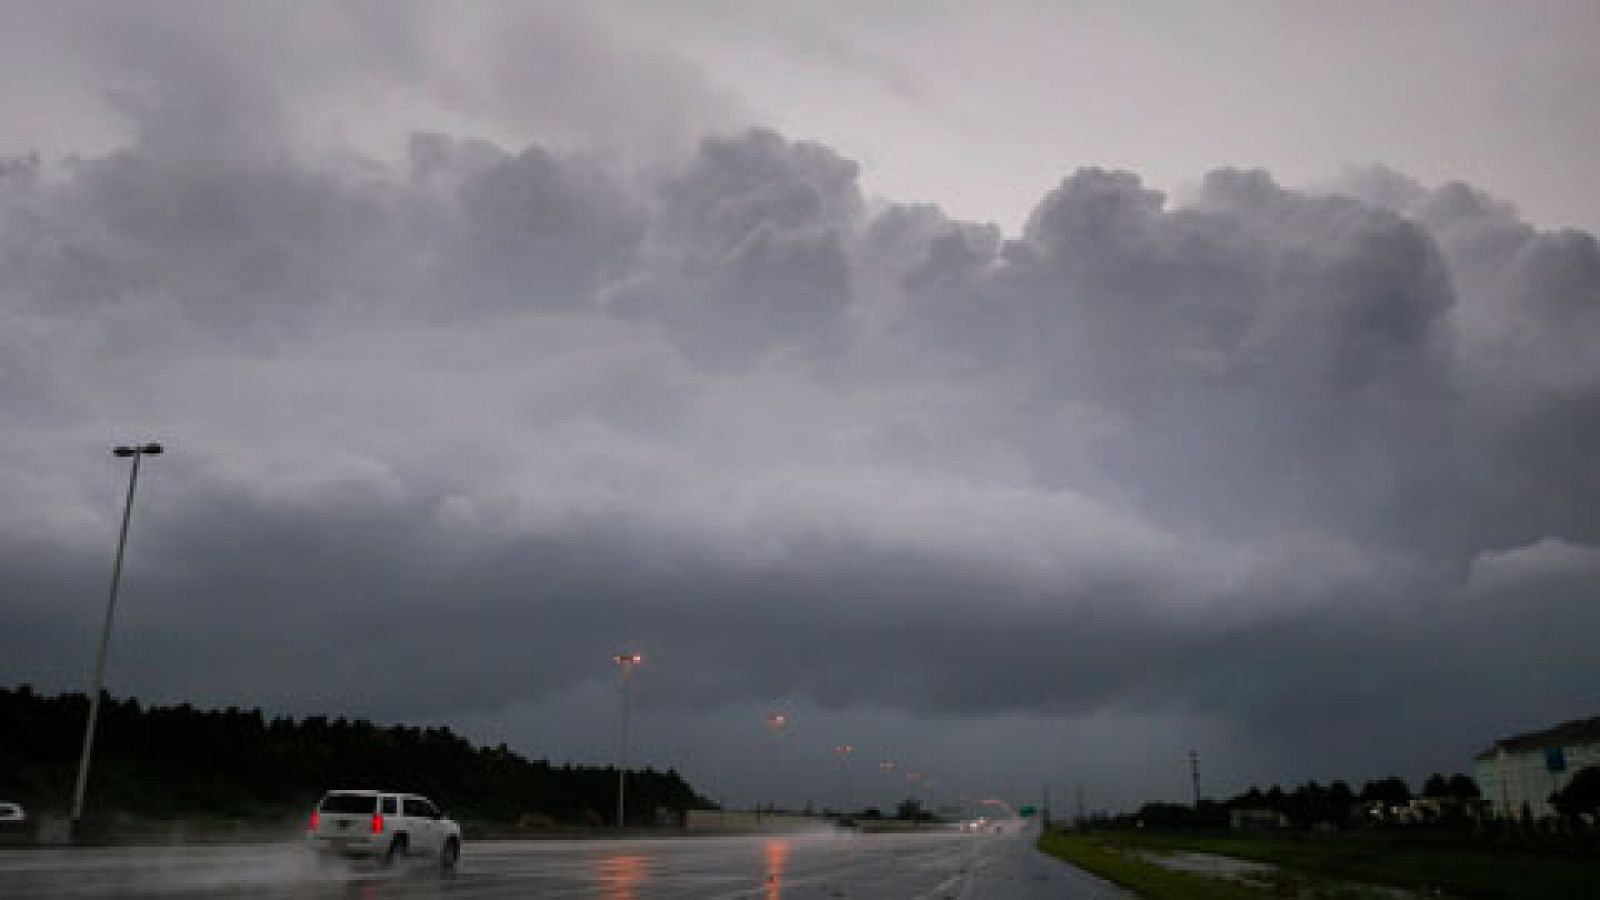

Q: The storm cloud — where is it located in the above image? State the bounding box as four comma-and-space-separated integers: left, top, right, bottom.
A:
2, 1, 1598, 809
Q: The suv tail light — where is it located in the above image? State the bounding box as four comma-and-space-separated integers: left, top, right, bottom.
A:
309, 810, 320, 831
371, 813, 384, 834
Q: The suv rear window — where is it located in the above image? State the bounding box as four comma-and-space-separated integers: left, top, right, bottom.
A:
319, 794, 378, 814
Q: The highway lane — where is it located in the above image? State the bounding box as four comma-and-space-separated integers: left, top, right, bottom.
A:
0, 830, 1130, 898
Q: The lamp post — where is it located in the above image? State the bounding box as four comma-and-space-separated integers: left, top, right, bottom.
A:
878, 760, 895, 813
833, 745, 853, 816
71, 442, 162, 831
906, 771, 924, 825
612, 652, 642, 828
763, 713, 788, 816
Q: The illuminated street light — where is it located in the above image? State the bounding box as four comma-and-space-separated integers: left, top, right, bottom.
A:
903, 771, 927, 827
875, 760, 897, 815
71, 442, 163, 833
833, 745, 853, 816
612, 652, 642, 827
763, 713, 788, 815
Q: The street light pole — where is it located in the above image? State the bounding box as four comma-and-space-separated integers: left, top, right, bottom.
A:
613, 652, 642, 828
71, 442, 162, 830
763, 713, 788, 817
833, 745, 853, 817
878, 760, 896, 816
906, 772, 923, 826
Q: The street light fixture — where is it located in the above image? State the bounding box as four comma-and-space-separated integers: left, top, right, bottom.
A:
71, 442, 162, 831
612, 652, 642, 828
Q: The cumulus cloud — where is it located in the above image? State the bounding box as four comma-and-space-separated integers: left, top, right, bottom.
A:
3, 2, 1599, 806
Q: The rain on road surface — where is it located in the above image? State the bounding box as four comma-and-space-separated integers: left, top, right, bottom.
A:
0, 830, 1129, 898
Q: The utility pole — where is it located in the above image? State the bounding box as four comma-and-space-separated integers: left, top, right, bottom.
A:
1189, 749, 1202, 809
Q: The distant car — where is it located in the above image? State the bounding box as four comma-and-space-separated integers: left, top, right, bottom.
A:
306, 790, 460, 874
0, 802, 25, 841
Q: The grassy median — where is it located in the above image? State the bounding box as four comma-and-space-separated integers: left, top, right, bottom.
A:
1037, 831, 1268, 899
1039, 828, 1600, 899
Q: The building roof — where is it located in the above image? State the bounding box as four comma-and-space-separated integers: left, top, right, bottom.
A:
1475, 716, 1600, 760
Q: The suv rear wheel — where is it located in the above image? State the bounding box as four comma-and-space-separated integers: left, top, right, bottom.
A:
381, 834, 406, 867
439, 837, 460, 876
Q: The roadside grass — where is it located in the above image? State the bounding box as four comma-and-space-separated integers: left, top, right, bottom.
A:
1037, 830, 1264, 899
1050, 829, 1600, 899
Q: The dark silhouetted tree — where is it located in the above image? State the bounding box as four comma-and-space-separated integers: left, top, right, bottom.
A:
1550, 766, 1600, 821
1359, 776, 1411, 808
0, 685, 712, 824
1446, 774, 1480, 799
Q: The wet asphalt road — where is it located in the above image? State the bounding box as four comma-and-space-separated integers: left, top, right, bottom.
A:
0, 830, 1129, 898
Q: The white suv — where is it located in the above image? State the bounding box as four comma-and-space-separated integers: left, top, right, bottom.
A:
306, 790, 461, 873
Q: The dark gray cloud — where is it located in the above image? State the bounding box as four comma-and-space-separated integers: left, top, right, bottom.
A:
608, 129, 861, 368
3, 2, 1599, 811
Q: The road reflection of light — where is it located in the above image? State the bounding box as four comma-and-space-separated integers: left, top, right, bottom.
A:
764, 839, 790, 899
598, 854, 648, 899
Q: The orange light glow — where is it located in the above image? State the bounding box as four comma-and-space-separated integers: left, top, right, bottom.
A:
597, 854, 648, 900
764, 838, 790, 900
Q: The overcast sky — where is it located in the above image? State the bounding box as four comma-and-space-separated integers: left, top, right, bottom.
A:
2, 0, 1598, 814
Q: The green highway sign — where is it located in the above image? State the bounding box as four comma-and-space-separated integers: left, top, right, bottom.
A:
1018, 805, 1037, 818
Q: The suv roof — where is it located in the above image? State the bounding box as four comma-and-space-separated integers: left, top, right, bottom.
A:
323, 789, 433, 799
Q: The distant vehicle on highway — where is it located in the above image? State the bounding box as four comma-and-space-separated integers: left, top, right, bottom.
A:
306, 790, 460, 874
0, 803, 25, 842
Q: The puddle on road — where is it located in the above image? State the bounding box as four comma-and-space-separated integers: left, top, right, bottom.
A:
1138, 850, 1278, 879
1133, 850, 1432, 898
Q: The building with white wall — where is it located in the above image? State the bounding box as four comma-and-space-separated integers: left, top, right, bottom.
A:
1474, 716, 1600, 820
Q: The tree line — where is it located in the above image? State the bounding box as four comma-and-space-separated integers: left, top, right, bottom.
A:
0, 684, 712, 826
1125, 773, 1483, 830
